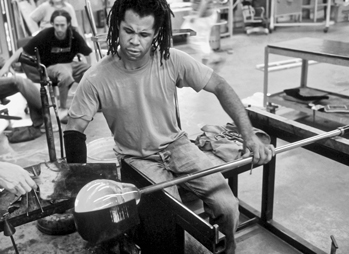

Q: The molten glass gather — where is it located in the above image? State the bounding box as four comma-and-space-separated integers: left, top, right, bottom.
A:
75, 179, 140, 213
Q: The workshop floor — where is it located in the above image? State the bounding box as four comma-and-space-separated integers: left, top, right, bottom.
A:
1, 22, 349, 254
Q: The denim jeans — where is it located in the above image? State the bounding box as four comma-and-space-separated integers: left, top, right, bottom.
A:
47, 61, 90, 109
0, 76, 43, 127
120, 135, 240, 253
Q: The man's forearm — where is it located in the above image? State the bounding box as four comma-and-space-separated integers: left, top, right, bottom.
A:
197, 0, 210, 17
0, 48, 23, 77
215, 82, 254, 139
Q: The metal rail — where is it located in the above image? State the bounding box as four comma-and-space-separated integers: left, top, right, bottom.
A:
141, 125, 349, 195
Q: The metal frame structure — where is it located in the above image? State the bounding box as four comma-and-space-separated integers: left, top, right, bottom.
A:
1, 107, 347, 253
241, 107, 347, 254
120, 107, 347, 254
269, 0, 334, 33
263, 38, 349, 126
0, 0, 16, 58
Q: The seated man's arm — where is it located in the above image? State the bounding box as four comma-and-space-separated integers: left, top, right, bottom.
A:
0, 48, 23, 77
74, 31, 93, 65
64, 117, 90, 163
203, 72, 275, 165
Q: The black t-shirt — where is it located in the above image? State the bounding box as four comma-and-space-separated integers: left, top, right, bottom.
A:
23, 27, 92, 67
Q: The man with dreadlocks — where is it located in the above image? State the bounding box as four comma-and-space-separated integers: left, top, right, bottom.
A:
0, 9, 92, 124
65, 0, 275, 252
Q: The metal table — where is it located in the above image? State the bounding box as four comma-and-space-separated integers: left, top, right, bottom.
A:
263, 37, 349, 124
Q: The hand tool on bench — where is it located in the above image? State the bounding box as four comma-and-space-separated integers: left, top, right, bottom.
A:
31, 167, 44, 213
26, 193, 29, 216
73, 125, 349, 244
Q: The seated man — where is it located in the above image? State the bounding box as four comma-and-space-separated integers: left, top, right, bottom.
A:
0, 9, 92, 124
0, 57, 43, 129
64, 0, 275, 253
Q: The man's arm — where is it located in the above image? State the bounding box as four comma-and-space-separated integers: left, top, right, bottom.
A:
0, 48, 23, 77
0, 161, 37, 195
197, 0, 211, 17
64, 117, 90, 163
66, 117, 89, 133
74, 31, 93, 65
203, 72, 275, 164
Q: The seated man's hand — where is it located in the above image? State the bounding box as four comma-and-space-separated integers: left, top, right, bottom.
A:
76, 53, 87, 63
0, 162, 37, 196
242, 134, 275, 165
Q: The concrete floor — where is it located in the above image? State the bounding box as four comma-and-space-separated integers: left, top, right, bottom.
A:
1, 21, 349, 253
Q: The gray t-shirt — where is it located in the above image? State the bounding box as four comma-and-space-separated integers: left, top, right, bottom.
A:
69, 48, 213, 157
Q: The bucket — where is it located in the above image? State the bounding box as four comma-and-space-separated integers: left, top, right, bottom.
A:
87, 137, 119, 166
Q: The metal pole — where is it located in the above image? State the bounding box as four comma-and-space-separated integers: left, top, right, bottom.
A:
40, 86, 56, 162
141, 125, 349, 195
35, 48, 57, 162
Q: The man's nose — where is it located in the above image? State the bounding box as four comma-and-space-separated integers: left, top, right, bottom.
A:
130, 34, 140, 45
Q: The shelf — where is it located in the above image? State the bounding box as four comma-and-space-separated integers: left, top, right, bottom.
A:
264, 38, 349, 125
270, 0, 333, 30
268, 87, 349, 125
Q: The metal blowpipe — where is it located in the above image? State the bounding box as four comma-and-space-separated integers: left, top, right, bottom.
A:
77, 125, 349, 210
140, 125, 349, 195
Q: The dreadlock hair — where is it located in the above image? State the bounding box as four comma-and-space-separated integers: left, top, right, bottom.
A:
106, 0, 174, 65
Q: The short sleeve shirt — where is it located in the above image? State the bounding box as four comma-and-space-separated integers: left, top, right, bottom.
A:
23, 27, 92, 67
69, 48, 213, 157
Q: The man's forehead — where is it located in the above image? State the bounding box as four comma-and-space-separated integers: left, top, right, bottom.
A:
122, 9, 155, 30
53, 16, 68, 24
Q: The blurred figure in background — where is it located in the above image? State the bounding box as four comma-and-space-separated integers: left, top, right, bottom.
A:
31, 0, 82, 35
181, 0, 224, 71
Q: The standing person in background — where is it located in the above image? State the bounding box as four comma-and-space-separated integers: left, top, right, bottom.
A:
181, 0, 224, 71
31, 0, 82, 35
0, 10, 92, 124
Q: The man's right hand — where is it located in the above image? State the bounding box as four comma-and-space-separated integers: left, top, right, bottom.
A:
0, 162, 37, 196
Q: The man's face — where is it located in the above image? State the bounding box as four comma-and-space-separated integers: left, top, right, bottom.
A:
52, 16, 69, 40
118, 9, 157, 63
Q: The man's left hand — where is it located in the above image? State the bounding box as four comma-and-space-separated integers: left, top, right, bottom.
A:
241, 134, 275, 165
